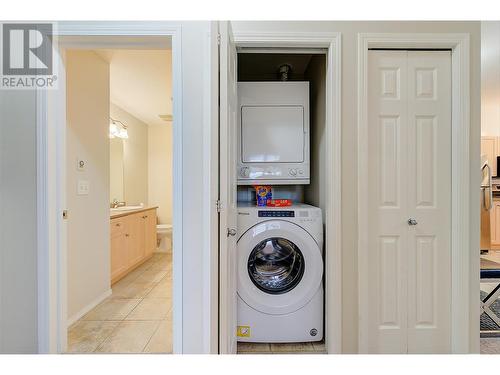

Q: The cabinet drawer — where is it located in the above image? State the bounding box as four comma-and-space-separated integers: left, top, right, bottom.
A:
140, 209, 155, 221
111, 218, 126, 236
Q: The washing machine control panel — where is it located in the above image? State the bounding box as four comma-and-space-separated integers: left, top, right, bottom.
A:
258, 210, 295, 218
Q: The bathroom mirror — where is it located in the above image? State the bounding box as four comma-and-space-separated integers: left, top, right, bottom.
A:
109, 125, 149, 207
110, 138, 125, 202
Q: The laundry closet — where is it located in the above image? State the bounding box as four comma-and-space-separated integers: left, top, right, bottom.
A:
233, 50, 329, 352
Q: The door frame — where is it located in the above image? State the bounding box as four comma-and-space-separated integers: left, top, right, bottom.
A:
357, 33, 471, 353
36, 21, 184, 353
228, 30, 342, 354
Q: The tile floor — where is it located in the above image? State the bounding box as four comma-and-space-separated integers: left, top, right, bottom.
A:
237, 341, 326, 354
481, 338, 500, 354
67, 252, 172, 354
68, 250, 500, 355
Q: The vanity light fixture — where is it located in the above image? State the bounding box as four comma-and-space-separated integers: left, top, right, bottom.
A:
109, 117, 129, 139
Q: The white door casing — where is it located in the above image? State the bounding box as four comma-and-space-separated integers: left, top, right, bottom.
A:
218, 21, 238, 354
364, 50, 451, 353
231, 30, 342, 354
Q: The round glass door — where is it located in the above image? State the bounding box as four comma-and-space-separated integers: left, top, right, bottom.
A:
247, 237, 305, 295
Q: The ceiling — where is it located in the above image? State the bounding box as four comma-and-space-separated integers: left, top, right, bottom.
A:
95, 49, 172, 127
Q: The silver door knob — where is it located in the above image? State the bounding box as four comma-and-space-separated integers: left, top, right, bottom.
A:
227, 228, 237, 237
407, 218, 418, 226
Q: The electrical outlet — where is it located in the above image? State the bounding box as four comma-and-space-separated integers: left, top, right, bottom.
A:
77, 180, 89, 195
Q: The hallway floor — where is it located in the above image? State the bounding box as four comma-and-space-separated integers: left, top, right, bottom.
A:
237, 342, 326, 354
481, 338, 500, 354
67, 252, 172, 353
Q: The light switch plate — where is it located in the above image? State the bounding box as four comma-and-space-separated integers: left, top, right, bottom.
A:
77, 180, 89, 195
77, 158, 86, 171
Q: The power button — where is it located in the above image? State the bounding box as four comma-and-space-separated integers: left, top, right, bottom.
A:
240, 167, 249, 177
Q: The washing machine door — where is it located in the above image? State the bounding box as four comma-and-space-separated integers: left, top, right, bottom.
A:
237, 220, 323, 315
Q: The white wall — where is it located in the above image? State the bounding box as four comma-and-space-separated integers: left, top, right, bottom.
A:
231, 21, 481, 353
304, 55, 327, 218
66, 50, 111, 321
148, 123, 173, 225
482, 22, 500, 137
0, 90, 38, 353
180, 21, 217, 353
110, 103, 149, 206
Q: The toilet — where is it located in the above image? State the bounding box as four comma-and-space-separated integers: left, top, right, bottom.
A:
156, 224, 172, 252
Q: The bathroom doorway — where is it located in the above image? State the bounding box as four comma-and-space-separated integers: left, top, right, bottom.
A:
64, 47, 174, 353
36, 27, 183, 354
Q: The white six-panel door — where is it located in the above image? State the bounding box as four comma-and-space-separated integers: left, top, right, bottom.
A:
365, 50, 451, 353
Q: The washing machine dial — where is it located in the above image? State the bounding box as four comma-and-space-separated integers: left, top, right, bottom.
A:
289, 168, 297, 176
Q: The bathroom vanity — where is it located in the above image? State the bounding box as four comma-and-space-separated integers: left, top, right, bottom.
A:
110, 207, 158, 284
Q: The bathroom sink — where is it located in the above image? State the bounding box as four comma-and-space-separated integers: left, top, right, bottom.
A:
110, 205, 144, 212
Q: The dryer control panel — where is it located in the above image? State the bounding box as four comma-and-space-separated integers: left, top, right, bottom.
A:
258, 210, 295, 218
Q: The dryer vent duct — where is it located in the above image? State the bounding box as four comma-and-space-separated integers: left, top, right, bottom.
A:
278, 64, 292, 81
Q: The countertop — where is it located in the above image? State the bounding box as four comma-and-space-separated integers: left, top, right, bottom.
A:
110, 206, 158, 219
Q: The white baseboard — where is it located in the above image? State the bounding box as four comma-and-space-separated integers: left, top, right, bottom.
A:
67, 288, 112, 327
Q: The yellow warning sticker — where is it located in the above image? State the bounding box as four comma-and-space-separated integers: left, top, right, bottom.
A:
237, 326, 251, 338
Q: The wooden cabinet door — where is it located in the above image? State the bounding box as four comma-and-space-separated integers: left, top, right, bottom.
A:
481, 136, 499, 177
491, 200, 500, 248
126, 213, 145, 267
143, 209, 157, 257
110, 218, 128, 282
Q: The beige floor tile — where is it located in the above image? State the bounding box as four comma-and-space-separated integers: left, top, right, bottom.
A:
82, 298, 141, 321
112, 276, 129, 289
163, 269, 173, 283
112, 281, 156, 299
95, 321, 160, 353
134, 269, 168, 284
147, 278, 172, 298
152, 253, 169, 262
117, 267, 147, 285
126, 298, 172, 320
237, 342, 272, 353
140, 258, 157, 269
149, 260, 169, 271
270, 342, 316, 353
67, 321, 119, 353
143, 320, 173, 353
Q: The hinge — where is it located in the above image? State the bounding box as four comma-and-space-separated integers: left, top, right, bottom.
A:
62, 210, 68, 220
217, 33, 221, 45
216, 200, 222, 213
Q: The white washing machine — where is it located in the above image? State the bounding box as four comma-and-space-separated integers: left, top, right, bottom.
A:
236, 203, 323, 343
